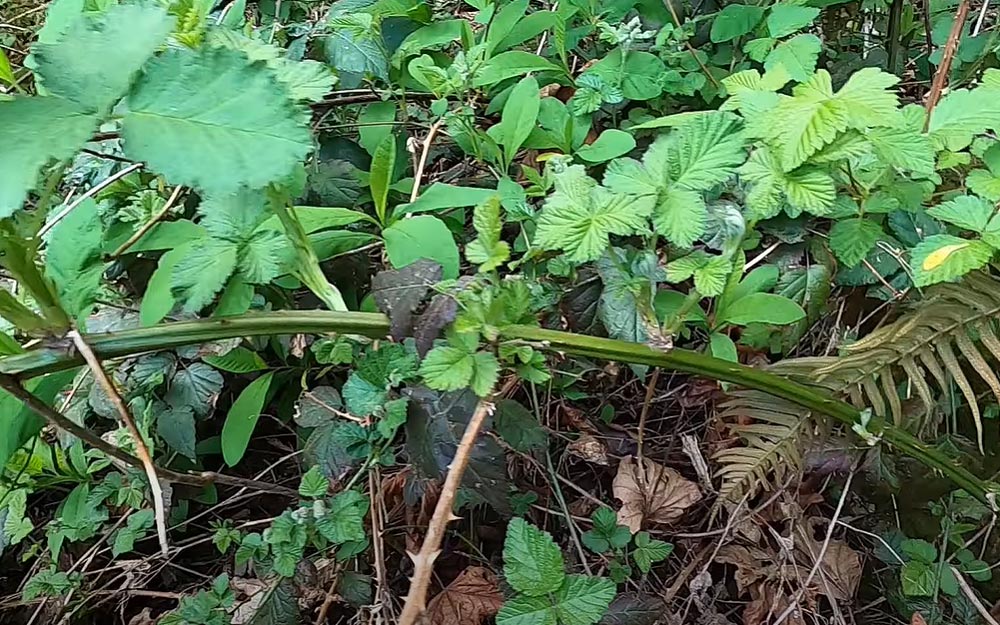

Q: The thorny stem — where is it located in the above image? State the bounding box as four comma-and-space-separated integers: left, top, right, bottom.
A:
0, 311, 994, 505
397, 397, 496, 625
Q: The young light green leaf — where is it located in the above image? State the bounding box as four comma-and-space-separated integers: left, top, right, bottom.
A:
395, 183, 498, 216
0, 49, 14, 86
370, 134, 396, 223
122, 47, 311, 195
221, 372, 275, 466
383, 215, 460, 279
551, 575, 616, 625
764, 34, 821, 83
709, 332, 739, 362
485, 0, 529, 54
503, 517, 565, 596
535, 165, 652, 263
466, 197, 510, 271
358, 101, 397, 155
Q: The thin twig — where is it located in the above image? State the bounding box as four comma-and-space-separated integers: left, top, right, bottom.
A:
773, 470, 855, 625
951, 566, 1000, 625
38, 163, 143, 237
923, 0, 972, 130
111, 186, 185, 258
409, 119, 445, 203
637, 368, 660, 460
314, 562, 345, 625
69, 331, 169, 555
972, 0, 991, 37
397, 379, 515, 625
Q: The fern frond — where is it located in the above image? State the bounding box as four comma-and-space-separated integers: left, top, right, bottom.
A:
812, 271, 1000, 450
713, 272, 1000, 501
713, 390, 812, 503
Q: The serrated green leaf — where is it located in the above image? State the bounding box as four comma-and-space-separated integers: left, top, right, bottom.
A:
911, 235, 994, 286
836, 68, 901, 128
783, 167, 836, 214
342, 372, 385, 416
631, 532, 673, 574
494, 399, 547, 452
0, 96, 99, 217
122, 47, 311, 195
927, 195, 994, 231
928, 86, 1000, 151
221, 372, 274, 466
315, 491, 367, 544
867, 126, 935, 175
167, 362, 223, 417
652, 187, 706, 247
33, 4, 173, 112
764, 34, 821, 83
504, 518, 565, 596
467, 196, 510, 271
536, 165, 651, 263
171, 238, 238, 313
553, 575, 616, 625
298, 466, 329, 498
968, 169, 1000, 201
828, 218, 883, 267
497, 593, 555, 625
247, 578, 300, 625
419, 345, 474, 391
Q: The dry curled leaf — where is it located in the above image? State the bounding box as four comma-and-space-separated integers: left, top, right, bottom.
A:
567, 434, 609, 465
613, 456, 702, 532
426, 566, 503, 625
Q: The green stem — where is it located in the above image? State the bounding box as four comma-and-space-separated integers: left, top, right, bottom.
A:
1, 312, 992, 504
269, 189, 348, 312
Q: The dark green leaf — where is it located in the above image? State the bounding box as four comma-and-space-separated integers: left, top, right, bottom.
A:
221, 373, 274, 466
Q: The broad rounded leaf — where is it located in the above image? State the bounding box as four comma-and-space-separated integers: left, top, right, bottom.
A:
718, 293, 806, 326
711, 5, 765, 42
383, 215, 460, 279
123, 47, 312, 194
911, 234, 993, 286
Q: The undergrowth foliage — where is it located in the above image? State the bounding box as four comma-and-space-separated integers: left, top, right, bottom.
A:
3, 0, 1000, 622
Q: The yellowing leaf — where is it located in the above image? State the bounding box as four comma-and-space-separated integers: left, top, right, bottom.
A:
922, 242, 969, 271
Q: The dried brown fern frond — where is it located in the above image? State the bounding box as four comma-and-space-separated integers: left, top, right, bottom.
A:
813, 271, 1000, 451
713, 390, 814, 503
713, 271, 1000, 502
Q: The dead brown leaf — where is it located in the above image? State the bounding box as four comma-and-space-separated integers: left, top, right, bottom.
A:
613, 456, 702, 532
426, 566, 503, 625
911, 612, 928, 625
567, 434, 609, 465
795, 519, 862, 601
